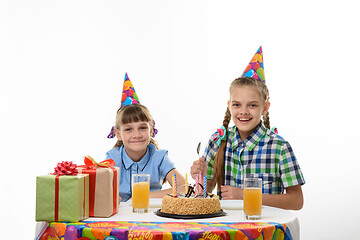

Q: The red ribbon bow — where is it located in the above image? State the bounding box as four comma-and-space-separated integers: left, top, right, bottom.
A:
80, 156, 116, 170
52, 161, 78, 176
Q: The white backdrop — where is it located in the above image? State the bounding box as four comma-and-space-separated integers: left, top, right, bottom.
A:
1, 1, 360, 239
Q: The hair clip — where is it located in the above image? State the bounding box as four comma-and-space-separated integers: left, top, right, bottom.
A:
212, 126, 226, 146
271, 127, 278, 134
152, 120, 158, 138
107, 126, 116, 139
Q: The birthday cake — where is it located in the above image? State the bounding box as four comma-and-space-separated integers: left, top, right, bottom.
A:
160, 183, 221, 215
161, 194, 221, 215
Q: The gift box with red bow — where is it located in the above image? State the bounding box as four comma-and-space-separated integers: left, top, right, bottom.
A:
36, 161, 89, 222
77, 156, 120, 217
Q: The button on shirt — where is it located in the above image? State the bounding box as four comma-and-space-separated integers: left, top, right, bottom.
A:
105, 143, 175, 202
203, 123, 305, 194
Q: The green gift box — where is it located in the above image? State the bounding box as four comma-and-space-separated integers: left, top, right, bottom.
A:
36, 174, 89, 222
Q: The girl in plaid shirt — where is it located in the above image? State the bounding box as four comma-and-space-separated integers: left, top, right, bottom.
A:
190, 77, 305, 210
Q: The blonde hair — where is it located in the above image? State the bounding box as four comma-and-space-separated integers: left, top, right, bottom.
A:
212, 77, 271, 189
113, 104, 159, 149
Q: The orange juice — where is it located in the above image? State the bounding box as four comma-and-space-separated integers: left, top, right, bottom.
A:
243, 187, 262, 216
132, 182, 150, 209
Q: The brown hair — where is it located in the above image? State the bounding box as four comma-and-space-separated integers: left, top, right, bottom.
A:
113, 104, 159, 149
212, 77, 271, 190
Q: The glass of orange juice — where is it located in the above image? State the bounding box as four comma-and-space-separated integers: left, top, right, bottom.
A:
132, 174, 150, 213
243, 178, 262, 220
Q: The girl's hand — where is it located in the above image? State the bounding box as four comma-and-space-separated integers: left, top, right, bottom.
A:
221, 185, 243, 200
190, 157, 207, 180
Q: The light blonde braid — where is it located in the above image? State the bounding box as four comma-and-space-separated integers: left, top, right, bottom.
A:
212, 107, 231, 190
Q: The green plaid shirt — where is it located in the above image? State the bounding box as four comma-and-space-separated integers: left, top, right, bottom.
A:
203, 123, 305, 194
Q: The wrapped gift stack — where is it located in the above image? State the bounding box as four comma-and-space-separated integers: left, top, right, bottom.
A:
36, 157, 120, 222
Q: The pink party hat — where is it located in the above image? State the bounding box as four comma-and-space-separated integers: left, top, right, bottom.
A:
120, 72, 140, 108
241, 46, 265, 83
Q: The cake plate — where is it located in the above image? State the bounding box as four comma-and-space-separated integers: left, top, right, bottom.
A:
155, 209, 226, 219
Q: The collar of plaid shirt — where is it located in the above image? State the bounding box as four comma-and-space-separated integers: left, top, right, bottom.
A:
230, 122, 267, 151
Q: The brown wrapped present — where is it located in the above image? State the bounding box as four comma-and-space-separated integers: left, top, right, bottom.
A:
77, 156, 120, 217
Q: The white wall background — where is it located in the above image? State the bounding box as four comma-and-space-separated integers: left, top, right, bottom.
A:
1, 1, 359, 239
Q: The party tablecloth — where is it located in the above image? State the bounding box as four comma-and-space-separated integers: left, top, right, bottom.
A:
35, 199, 300, 240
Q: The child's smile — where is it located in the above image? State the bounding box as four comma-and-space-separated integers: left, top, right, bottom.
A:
238, 117, 253, 122
129, 139, 147, 144
228, 85, 270, 140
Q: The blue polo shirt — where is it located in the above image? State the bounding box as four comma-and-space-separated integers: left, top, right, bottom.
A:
105, 143, 175, 202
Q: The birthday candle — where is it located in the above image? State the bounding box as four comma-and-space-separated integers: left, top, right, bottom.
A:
172, 175, 175, 196
195, 174, 198, 195
203, 174, 207, 198
185, 173, 188, 193
174, 173, 177, 197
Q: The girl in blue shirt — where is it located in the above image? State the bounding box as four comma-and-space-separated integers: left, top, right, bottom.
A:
106, 103, 185, 202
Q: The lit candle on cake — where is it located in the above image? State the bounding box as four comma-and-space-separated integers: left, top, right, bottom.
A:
203, 174, 207, 198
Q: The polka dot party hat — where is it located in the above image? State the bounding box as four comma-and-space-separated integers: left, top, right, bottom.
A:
241, 46, 265, 83
120, 72, 140, 108
107, 72, 140, 138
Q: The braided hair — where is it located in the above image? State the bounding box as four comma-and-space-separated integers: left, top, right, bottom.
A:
212, 77, 271, 190
212, 107, 231, 189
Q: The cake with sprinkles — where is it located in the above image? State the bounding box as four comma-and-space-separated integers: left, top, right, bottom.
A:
160, 182, 221, 215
